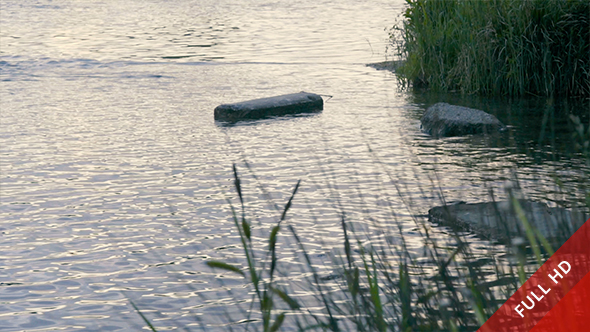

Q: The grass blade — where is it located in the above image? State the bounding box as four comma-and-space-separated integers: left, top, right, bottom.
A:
129, 299, 158, 332
206, 261, 245, 277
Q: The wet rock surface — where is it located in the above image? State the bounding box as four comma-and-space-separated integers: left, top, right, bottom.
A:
366, 60, 404, 72
429, 201, 588, 245
214, 92, 323, 123
421, 102, 506, 137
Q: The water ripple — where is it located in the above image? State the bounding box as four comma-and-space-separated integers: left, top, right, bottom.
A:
1, 0, 589, 331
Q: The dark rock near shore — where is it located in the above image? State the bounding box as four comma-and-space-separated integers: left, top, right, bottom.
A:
421, 102, 506, 137
366, 60, 404, 72
214, 92, 323, 123
429, 201, 588, 245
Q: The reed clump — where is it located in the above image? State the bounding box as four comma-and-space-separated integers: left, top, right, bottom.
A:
202, 165, 556, 331
394, 0, 590, 97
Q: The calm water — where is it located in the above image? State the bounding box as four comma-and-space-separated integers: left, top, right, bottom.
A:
1, 0, 589, 331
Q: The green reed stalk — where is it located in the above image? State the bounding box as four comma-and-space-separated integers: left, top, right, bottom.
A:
206, 165, 307, 332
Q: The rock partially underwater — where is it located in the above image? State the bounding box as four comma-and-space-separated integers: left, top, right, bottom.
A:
429, 201, 588, 245
214, 92, 323, 123
366, 60, 404, 72
421, 102, 505, 137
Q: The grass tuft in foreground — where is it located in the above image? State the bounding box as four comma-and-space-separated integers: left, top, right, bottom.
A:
203, 164, 565, 331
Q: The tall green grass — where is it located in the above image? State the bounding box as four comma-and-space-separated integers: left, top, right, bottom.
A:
394, 0, 589, 97
202, 165, 554, 331
130, 118, 590, 331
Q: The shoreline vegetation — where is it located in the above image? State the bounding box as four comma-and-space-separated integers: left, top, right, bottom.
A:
391, 0, 589, 97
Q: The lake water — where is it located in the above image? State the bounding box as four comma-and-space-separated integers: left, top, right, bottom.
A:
1, 0, 589, 331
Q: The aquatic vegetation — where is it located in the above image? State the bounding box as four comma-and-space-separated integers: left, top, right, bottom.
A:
393, 0, 590, 97
128, 149, 588, 331
200, 164, 565, 331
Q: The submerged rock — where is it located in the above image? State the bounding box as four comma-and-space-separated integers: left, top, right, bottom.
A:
421, 102, 505, 137
214, 92, 323, 123
428, 201, 588, 245
366, 60, 404, 72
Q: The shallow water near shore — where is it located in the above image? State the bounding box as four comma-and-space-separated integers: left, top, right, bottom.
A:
1, 0, 589, 331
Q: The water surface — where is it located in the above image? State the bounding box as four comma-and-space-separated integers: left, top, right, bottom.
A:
1, 0, 589, 331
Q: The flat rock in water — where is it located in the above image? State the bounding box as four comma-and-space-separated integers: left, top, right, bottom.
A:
421, 102, 505, 137
214, 92, 323, 123
366, 60, 403, 72
429, 201, 588, 245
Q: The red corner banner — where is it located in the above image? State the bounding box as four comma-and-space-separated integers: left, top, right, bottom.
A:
478, 218, 590, 332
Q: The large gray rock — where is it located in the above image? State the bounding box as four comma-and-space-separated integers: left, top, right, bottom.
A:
421, 103, 505, 137
214, 92, 323, 123
429, 201, 588, 245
